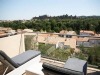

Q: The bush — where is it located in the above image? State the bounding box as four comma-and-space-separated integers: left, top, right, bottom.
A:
38, 43, 72, 61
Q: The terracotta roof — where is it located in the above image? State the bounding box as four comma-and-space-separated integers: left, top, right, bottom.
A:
77, 37, 89, 42
0, 33, 7, 37
38, 34, 49, 38
0, 27, 12, 30
0, 31, 5, 34
94, 34, 100, 37
60, 30, 67, 34
89, 38, 100, 40
80, 30, 95, 35
67, 31, 76, 35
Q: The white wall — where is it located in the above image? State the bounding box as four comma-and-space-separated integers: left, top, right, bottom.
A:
7, 55, 41, 75
0, 34, 25, 57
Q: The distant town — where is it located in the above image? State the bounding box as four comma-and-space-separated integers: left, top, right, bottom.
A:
0, 27, 100, 49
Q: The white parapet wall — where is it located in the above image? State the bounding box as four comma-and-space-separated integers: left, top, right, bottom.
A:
0, 34, 25, 57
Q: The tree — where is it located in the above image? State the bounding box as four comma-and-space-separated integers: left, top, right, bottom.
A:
95, 22, 100, 33
87, 46, 100, 65
0, 15, 100, 33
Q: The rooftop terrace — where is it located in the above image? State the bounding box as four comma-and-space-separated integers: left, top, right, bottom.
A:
0, 33, 100, 75
0, 57, 100, 75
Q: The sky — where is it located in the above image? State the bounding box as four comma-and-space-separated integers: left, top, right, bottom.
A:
0, 0, 100, 20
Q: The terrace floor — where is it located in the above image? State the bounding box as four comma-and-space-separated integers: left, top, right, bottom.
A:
0, 57, 100, 75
